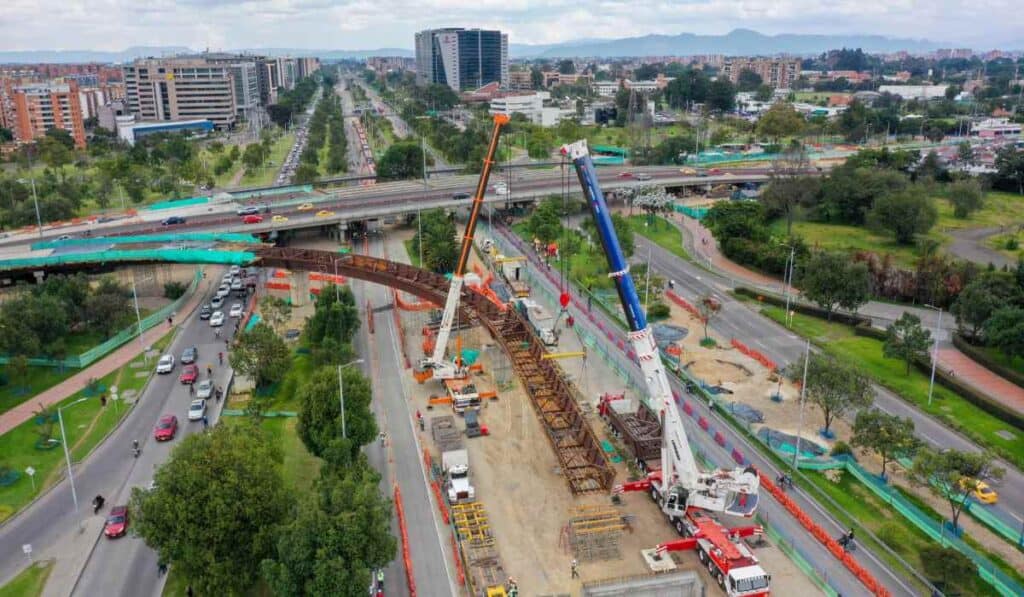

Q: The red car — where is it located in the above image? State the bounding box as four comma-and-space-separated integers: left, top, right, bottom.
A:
104, 505, 129, 538
617, 171, 634, 179
707, 168, 723, 175
154, 414, 178, 441
242, 214, 263, 224
179, 364, 198, 384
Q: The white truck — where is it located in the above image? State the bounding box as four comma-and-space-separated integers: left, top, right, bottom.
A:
513, 298, 558, 347
442, 448, 475, 503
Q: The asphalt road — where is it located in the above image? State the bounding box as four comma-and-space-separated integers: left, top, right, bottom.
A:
353, 79, 450, 169
350, 234, 456, 597
491, 226, 922, 596
948, 225, 1015, 269
628, 231, 1024, 543
0, 272, 236, 593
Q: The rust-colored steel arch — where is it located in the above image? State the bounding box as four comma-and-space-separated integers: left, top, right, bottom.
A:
256, 247, 615, 494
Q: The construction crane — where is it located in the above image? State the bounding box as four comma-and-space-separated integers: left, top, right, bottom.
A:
419, 113, 510, 381
561, 140, 769, 596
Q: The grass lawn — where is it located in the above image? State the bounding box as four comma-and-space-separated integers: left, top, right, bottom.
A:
403, 239, 421, 268
984, 231, 1024, 261
769, 219, 929, 268
627, 214, 689, 261
239, 132, 296, 188
0, 367, 77, 416
805, 470, 995, 596
758, 305, 1024, 469
794, 91, 850, 105
0, 328, 176, 522
0, 560, 54, 597
935, 191, 1024, 232
973, 344, 1024, 377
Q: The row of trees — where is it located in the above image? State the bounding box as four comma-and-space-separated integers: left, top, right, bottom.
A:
131, 282, 395, 595
950, 265, 1024, 363
294, 86, 348, 183
0, 273, 131, 357
410, 208, 458, 273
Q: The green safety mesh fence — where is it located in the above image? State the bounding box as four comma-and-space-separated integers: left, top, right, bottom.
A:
145, 196, 210, 211
673, 205, 710, 220
33, 232, 261, 250
0, 248, 256, 270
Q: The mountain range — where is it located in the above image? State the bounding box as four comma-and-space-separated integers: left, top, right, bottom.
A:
0, 30, 954, 64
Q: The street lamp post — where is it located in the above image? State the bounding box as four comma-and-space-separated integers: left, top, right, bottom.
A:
17, 177, 43, 237
924, 304, 943, 406
58, 396, 90, 527
793, 339, 810, 470
337, 358, 365, 439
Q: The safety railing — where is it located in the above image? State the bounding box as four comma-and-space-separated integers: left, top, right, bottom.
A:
32, 232, 262, 250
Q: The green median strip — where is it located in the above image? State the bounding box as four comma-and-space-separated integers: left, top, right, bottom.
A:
0, 559, 54, 597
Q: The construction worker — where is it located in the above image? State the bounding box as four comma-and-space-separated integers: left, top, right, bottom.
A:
571, 558, 579, 579
376, 569, 384, 589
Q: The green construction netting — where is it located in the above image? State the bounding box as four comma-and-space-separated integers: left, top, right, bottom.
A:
0, 249, 256, 270
33, 232, 261, 250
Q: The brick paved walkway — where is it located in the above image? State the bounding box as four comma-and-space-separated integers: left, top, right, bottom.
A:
0, 280, 209, 436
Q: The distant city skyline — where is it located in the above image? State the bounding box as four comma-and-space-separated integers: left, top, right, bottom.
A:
2, 0, 1023, 53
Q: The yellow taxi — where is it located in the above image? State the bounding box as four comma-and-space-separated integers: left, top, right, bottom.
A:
272, 215, 289, 223
316, 210, 335, 218
679, 167, 698, 176
959, 477, 998, 504
297, 202, 315, 211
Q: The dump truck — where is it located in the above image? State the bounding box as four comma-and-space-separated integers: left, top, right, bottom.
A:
597, 392, 662, 473
513, 298, 558, 347
442, 447, 476, 503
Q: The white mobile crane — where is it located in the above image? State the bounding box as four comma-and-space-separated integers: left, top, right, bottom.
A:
561, 140, 770, 596
418, 114, 510, 381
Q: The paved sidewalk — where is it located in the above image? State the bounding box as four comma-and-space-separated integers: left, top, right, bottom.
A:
0, 279, 209, 436
665, 214, 1024, 416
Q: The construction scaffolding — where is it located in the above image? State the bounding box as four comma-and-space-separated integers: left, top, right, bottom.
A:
453, 502, 508, 596
564, 505, 631, 562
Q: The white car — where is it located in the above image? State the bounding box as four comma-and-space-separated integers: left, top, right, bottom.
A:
229, 265, 240, 276
195, 379, 213, 400
210, 311, 226, 327
156, 354, 175, 374
230, 279, 243, 292
494, 182, 509, 196
221, 273, 233, 284
211, 295, 224, 309
216, 285, 230, 299
229, 303, 244, 318
188, 399, 207, 421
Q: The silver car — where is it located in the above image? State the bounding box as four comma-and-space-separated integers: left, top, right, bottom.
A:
195, 379, 213, 400
156, 354, 175, 374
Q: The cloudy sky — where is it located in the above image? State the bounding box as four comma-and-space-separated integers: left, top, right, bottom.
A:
2, 0, 1022, 51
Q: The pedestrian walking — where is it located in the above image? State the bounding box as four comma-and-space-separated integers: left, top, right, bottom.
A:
218, 351, 224, 365
571, 559, 579, 579
206, 365, 213, 378
202, 415, 209, 429
158, 560, 167, 575
215, 386, 223, 401
189, 383, 195, 396
167, 316, 173, 327
100, 394, 107, 407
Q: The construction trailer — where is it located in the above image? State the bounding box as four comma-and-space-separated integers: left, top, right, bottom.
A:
513, 298, 558, 347
561, 139, 769, 597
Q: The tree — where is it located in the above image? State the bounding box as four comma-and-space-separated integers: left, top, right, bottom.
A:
38, 135, 74, 176
84, 278, 131, 338
983, 307, 1024, 363
293, 162, 319, 184
307, 284, 360, 351
696, 293, 721, 341
262, 460, 396, 596
0, 293, 69, 356
130, 423, 289, 595
851, 409, 918, 477
951, 272, 1022, 339
868, 187, 937, 245
525, 197, 564, 245
956, 141, 974, 165
883, 312, 933, 374
947, 178, 984, 219
787, 352, 873, 436
756, 103, 805, 142
7, 355, 30, 394
233, 322, 291, 390
910, 447, 1005, 530
297, 366, 376, 462
706, 78, 736, 112
817, 162, 908, 225
242, 143, 268, 170
994, 144, 1024, 194
736, 69, 764, 92
557, 60, 575, 75
529, 67, 544, 90
410, 208, 458, 273
919, 545, 975, 594
754, 84, 773, 103
259, 295, 293, 330
761, 151, 818, 235
377, 142, 424, 181
798, 252, 871, 319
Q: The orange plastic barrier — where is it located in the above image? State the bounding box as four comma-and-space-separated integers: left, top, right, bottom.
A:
430, 481, 450, 523
265, 281, 291, 291
309, 272, 347, 284
450, 533, 466, 586
393, 485, 416, 596
394, 289, 437, 312
761, 474, 890, 596
730, 338, 778, 371
272, 269, 290, 278
666, 290, 702, 320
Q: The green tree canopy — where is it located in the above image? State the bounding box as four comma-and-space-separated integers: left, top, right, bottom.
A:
261, 459, 396, 596
911, 447, 1005, 530
983, 307, 1024, 363
868, 187, 937, 245
787, 352, 873, 435
952, 271, 1022, 339
883, 312, 933, 374
798, 251, 871, 319
947, 178, 985, 219
377, 142, 425, 181
756, 103, 805, 141
736, 69, 763, 92
297, 366, 377, 463
130, 423, 290, 595
851, 409, 918, 477
412, 208, 458, 273
994, 144, 1024, 194
233, 322, 292, 389
919, 545, 976, 594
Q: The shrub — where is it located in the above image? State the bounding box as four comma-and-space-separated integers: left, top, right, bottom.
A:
830, 440, 853, 457
647, 302, 670, 319
1005, 237, 1019, 251
875, 522, 911, 556
163, 281, 187, 300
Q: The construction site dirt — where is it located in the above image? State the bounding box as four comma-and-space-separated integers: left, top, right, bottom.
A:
385, 226, 823, 596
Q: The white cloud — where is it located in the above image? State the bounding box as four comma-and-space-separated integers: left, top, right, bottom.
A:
0, 0, 1021, 51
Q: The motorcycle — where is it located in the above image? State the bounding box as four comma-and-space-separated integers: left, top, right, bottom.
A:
92, 495, 105, 514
